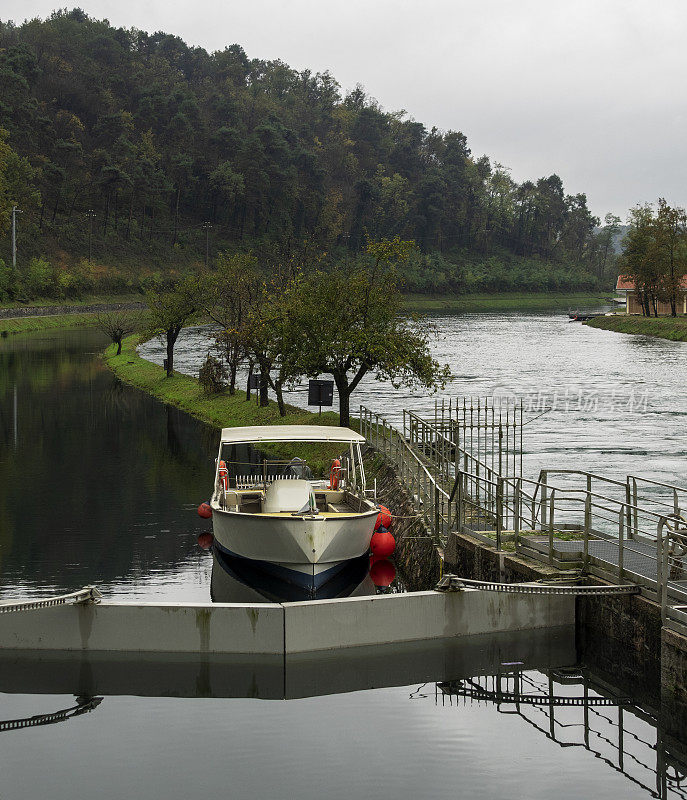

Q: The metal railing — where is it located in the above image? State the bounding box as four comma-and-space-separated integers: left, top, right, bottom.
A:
361, 404, 687, 633
0, 586, 102, 613
453, 466, 687, 628
360, 406, 451, 545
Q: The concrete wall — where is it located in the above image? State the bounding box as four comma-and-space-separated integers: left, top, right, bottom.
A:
444, 530, 563, 584
0, 589, 575, 655
0, 602, 285, 655
284, 590, 574, 653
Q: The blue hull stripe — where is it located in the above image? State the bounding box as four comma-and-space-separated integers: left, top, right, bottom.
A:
212, 540, 352, 590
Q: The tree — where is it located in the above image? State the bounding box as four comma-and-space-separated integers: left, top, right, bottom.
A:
94, 311, 138, 355
243, 271, 306, 416
145, 276, 198, 376
620, 205, 658, 316
202, 252, 258, 394
290, 238, 450, 426
595, 213, 621, 279
653, 198, 687, 317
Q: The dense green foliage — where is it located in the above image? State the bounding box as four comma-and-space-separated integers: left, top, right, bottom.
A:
0, 9, 613, 300
619, 200, 687, 316
201, 239, 449, 425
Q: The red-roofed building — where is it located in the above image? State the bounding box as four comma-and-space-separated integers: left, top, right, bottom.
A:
616, 276, 687, 315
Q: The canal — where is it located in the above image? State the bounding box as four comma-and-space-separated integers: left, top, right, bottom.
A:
1, 313, 687, 799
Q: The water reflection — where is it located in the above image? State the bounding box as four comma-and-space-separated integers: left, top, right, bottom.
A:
0, 329, 218, 601
1, 630, 686, 798
438, 665, 687, 799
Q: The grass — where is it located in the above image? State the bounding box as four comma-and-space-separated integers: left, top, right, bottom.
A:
584, 314, 687, 342
0, 310, 142, 336
103, 335, 345, 471
1, 312, 106, 335
403, 292, 611, 313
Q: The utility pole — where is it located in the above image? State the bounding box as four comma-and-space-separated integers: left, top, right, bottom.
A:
11, 206, 21, 269
86, 209, 97, 261
202, 221, 212, 268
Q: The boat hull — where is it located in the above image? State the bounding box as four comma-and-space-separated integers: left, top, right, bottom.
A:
210, 506, 377, 588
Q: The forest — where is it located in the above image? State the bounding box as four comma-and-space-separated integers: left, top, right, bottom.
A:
0, 9, 617, 300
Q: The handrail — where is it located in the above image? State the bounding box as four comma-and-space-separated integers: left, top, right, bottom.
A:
0, 586, 102, 613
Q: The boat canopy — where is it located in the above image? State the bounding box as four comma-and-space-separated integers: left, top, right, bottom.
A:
220, 425, 366, 445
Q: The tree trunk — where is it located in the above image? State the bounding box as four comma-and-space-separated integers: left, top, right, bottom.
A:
166, 336, 174, 376
333, 372, 351, 427
246, 360, 253, 401
259, 371, 269, 407
275, 381, 286, 417
229, 359, 237, 395
115, 337, 122, 356
338, 386, 350, 427
166, 326, 179, 377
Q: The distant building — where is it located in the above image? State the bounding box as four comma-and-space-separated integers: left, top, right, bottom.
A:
616, 276, 687, 315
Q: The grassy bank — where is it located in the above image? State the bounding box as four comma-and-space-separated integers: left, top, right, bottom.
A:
0, 309, 142, 336
585, 315, 687, 342
104, 335, 342, 469
1, 312, 107, 335
403, 292, 610, 313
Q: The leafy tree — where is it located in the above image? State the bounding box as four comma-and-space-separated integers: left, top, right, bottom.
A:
652, 198, 687, 317
202, 251, 258, 394
620, 205, 660, 316
290, 238, 450, 426
0, 11, 609, 293
145, 276, 199, 376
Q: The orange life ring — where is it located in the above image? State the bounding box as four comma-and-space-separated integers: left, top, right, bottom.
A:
329, 458, 341, 490
218, 460, 228, 490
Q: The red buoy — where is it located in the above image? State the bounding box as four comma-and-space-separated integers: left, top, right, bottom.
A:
370, 557, 396, 587
197, 532, 214, 550
374, 505, 393, 531
370, 529, 395, 557
197, 502, 212, 519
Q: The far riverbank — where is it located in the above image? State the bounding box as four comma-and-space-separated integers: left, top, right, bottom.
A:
404, 292, 609, 313
584, 315, 687, 342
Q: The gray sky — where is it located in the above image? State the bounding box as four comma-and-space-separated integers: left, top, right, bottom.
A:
4, 0, 686, 220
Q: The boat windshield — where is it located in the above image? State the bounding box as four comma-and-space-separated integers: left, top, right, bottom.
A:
214, 440, 364, 494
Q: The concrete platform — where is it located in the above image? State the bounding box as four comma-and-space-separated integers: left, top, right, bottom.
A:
0, 589, 575, 655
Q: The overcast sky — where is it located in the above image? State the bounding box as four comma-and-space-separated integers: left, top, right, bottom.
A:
3, 0, 686, 220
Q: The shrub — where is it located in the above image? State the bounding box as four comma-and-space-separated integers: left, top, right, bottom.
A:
22, 257, 53, 298
198, 353, 228, 394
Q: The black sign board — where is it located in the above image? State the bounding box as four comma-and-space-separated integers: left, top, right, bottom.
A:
249, 373, 261, 389
308, 379, 334, 408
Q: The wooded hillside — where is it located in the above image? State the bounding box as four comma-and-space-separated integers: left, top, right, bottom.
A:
0, 9, 614, 297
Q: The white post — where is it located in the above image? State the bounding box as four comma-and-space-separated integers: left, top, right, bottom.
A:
11, 206, 18, 269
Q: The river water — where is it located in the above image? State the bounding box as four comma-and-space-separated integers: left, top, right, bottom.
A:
140, 308, 687, 486
2, 315, 687, 799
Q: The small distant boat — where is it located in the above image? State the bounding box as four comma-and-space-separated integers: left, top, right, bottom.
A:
209, 425, 379, 590
568, 311, 605, 321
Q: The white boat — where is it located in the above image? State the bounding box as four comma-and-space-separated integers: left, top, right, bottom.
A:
209, 425, 379, 589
